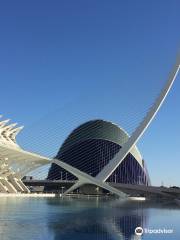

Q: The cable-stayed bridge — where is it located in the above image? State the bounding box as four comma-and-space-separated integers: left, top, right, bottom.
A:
0, 54, 179, 203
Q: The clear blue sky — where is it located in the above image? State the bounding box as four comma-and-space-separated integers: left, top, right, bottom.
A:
0, 0, 179, 186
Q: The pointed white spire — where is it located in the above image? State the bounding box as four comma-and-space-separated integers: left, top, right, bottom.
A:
0, 119, 10, 128
1, 123, 18, 143
2, 123, 17, 131
0, 115, 24, 148
8, 126, 24, 143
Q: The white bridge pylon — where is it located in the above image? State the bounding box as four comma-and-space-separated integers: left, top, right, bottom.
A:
60, 54, 180, 195
97, 55, 180, 182
0, 54, 179, 196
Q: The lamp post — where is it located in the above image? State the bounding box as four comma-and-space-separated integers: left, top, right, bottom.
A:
115, 174, 117, 183
61, 186, 65, 194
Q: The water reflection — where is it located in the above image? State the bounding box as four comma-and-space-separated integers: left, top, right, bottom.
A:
46, 198, 149, 240
0, 197, 179, 240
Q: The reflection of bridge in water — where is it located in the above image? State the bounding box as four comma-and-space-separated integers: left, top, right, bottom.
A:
46, 198, 149, 240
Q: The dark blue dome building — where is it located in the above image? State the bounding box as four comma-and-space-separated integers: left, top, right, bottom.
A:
47, 120, 150, 186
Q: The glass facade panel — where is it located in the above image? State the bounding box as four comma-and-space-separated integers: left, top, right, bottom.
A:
47, 139, 149, 186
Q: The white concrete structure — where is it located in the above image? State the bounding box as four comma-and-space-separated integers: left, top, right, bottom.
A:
61, 54, 180, 195
0, 54, 179, 197
0, 119, 127, 196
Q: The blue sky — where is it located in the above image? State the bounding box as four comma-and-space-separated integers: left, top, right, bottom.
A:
0, 0, 179, 186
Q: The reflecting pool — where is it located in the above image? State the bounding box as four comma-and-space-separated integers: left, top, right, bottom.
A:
0, 197, 179, 240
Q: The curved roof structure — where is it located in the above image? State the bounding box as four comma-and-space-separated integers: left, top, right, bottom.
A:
46, 119, 150, 186
59, 119, 143, 167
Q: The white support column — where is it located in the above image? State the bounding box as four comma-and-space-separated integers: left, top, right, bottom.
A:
0, 178, 18, 193
17, 179, 30, 193
0, 179, 8, 193
8, 175, 25, 192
